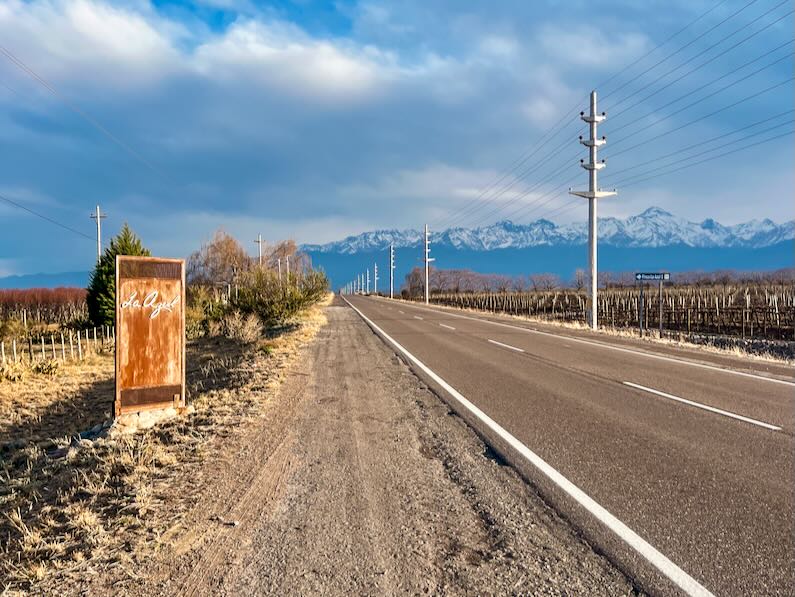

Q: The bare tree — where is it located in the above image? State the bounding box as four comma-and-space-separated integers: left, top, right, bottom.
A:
574, 268, 585, 291
187, 229, 251, 286
530, 273, 560, 291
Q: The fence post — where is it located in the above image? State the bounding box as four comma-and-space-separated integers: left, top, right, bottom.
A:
1, 341, 4, 365
13, 339, 17, 363
742, 309, 746, 340
28, 337, 34, 363
51, 334, 56, 359
638, 284, 644, 337
61, 332, 66, 361
69, 331, 74, 360
77, 332, 83, 360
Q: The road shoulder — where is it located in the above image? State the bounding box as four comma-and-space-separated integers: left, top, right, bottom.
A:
94, 298, 639, 596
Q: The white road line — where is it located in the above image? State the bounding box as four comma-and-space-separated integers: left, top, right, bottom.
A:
398, 310, 405, 314
622, 382, 782, 432
389, 301, 795, 388
487, 339, 524, 353
343, 296, 713, 597
439, 323, 456, 331
413, 315, 423, 320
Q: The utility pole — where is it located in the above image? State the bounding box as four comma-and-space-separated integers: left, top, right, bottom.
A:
254, 234, 264, 267
424, 224, 435, 305
569, 90, 617, 330
389, 244, 395, 299
374, 263, 379, 295
89, 205, 107, 262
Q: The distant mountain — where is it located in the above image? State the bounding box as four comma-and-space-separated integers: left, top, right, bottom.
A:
302, 207, 795, 287
0, 271, 89, 290
302, 207, 795, 254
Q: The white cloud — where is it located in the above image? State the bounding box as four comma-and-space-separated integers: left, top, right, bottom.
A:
0, 259, 18, 277
341, 163, 499, 203
0, 0, 182, 87
537, 25, 648, 69
478, 35, 520, 60
0, 0, 790, 278
139, 209, 376, 252
192, 20, 387, 101
0, 0, 452, 104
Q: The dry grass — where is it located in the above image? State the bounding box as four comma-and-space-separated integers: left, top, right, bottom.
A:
0, 353, 114, 447
0, 296, 331, 595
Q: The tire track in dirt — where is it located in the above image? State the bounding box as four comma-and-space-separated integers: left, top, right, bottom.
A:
177, 436, 295, 596
91, 300, 640, 596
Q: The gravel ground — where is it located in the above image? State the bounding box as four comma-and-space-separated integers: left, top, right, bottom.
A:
102, 299, 640, 596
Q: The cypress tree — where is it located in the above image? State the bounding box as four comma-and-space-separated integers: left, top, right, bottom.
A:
86, 223, 151, 326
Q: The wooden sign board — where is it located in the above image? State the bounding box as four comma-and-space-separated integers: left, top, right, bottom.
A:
115, 256, 186, 417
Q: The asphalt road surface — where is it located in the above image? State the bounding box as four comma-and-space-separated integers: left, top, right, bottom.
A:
344, 295, 794, 597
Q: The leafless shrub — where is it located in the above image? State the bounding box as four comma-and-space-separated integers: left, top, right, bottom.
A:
220, 311, 262, 343
32, 360, 59, 377
0, 362, 26, 382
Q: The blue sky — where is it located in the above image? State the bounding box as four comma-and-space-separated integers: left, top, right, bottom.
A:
0, 0, 792, 276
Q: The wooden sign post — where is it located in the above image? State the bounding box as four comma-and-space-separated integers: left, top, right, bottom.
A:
115, 256, 186, 417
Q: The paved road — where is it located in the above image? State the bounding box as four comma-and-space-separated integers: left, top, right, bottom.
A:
344, 295, 794, 597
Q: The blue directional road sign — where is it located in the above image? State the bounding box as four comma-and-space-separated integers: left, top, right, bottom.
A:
635, 272, 670, 281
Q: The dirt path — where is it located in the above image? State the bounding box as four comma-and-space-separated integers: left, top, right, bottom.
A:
106, 299, 638, 596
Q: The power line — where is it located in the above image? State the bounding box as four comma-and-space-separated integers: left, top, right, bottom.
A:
485, 175, 580, 227
602, 110, 793, 181
607, 18, 793, 120
0, 193, 94, 241
596, 0, 730, 93
429, 109, 584, 229
446, 127, 583, 229
609, 52, 792, 140
506, 128, 794, 226
504, 122, 790, 226
600, 0, 762, 103
605, 77, 793, 160
0, 44, 165, 179
610, 127, 794, 188
464, 155, 580, 229
431, 0, 746, 231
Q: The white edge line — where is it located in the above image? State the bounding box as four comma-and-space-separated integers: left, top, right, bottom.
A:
488, 338, 524, 353
623, 381, 782, 432
343, 296, 713, 597
389, 300, 795, 388
439, 323, 456, 330
413, 315, 423, 320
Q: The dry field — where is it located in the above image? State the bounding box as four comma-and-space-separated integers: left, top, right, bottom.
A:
0, 295, 331, 595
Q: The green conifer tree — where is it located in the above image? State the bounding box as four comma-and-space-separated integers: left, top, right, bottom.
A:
86, 223, 151, 326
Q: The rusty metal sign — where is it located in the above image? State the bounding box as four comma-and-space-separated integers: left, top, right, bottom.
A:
115, 256, 186, 417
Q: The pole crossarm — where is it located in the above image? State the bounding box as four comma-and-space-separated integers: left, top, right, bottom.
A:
569, 190, 618, 199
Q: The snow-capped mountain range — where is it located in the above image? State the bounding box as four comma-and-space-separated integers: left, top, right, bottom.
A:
303, 207, 794, 254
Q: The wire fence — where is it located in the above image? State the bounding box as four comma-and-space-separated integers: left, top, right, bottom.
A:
0, 325, 115, 365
